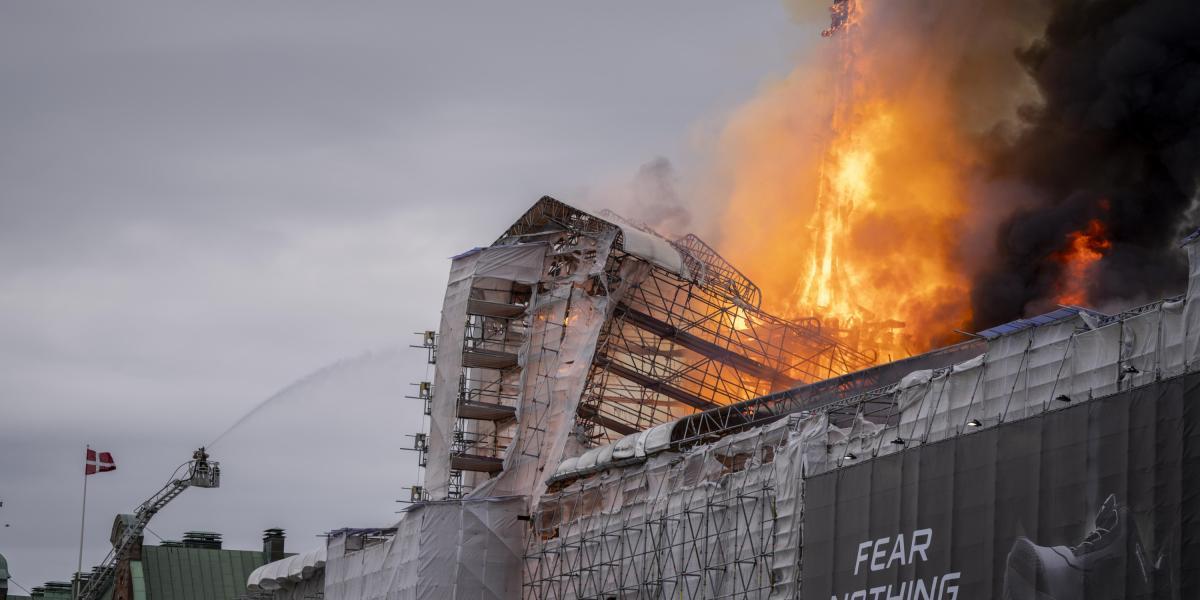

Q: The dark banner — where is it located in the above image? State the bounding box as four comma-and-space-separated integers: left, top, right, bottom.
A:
801, 372, 1200, 600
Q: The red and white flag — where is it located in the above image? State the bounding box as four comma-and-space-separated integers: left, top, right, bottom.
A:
85, 449, 116, 475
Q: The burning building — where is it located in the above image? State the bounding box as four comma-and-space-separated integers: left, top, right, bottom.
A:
419, 197, 887, 503
252, 0, 1200, 597
290, 196, 1199, 599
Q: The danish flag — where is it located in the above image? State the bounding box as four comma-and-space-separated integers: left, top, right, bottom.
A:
85, 449, 116, 475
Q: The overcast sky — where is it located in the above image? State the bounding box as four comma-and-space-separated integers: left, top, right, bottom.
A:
0, 1, 813, 589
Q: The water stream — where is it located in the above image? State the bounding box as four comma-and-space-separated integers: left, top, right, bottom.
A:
206, 351, 392, 448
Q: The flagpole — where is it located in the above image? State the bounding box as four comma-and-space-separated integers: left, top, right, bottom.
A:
74, 444, 89, 600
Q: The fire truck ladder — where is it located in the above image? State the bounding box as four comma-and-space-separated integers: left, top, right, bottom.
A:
76, 448, 221, 600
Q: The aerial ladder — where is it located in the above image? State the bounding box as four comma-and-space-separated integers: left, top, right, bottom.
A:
75, 448, 220, 600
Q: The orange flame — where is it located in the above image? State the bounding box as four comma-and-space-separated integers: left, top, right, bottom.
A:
1054, 219, 1110, 306
717, 1, 974, 360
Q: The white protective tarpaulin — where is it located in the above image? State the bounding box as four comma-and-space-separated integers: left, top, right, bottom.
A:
1186, 240, 1200, 367
528, 422, 789, 598
1017, 320, 1077, 417
247, 547, 326, 590
1162, 299, 1187, 377
473, 236, 651, 505
324, 496, 525, 600
427, 251, 481, 500
427, 244, 548, 499
1069, 322, 1121, 399
613, 222, 685, 276
1121, 309, 1161, 389
484, 283, 606, 499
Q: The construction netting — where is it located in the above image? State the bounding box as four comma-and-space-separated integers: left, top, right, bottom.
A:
525, 417, 800, 599
368, 208, 1200, 599
522, 236, 1200, 598
427, 244, 549, 499
470, 228, 616, 500
834, 295, 1199, 466
323, 496, 525, 600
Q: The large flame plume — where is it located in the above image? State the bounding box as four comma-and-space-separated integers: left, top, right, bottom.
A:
718, 0, 996, 359
714, 0, 1200, 359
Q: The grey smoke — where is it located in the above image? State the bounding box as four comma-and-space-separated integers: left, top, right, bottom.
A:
628, 157, 692, 238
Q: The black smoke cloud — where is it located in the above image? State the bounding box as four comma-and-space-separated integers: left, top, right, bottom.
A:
970, 0, 1200, 328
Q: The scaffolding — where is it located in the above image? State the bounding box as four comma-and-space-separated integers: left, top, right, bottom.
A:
420, 197, 884, 501
381, 198, 1200, 599
446, 280, 530, 482
523, 420, 792, 599
667, 338, 985, 449
523, 278, 1200, 599
578, 254, 878, 442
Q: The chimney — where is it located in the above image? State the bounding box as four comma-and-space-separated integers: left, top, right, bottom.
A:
262, 529, 286, 563
181, 532, 222, 550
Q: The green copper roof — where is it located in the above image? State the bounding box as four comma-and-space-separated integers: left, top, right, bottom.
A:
138, 545, 266, 600
24, 540, 270, 600
29, 582, 73, 600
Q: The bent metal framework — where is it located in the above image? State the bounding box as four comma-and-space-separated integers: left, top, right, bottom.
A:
247, 197, 1199, 599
